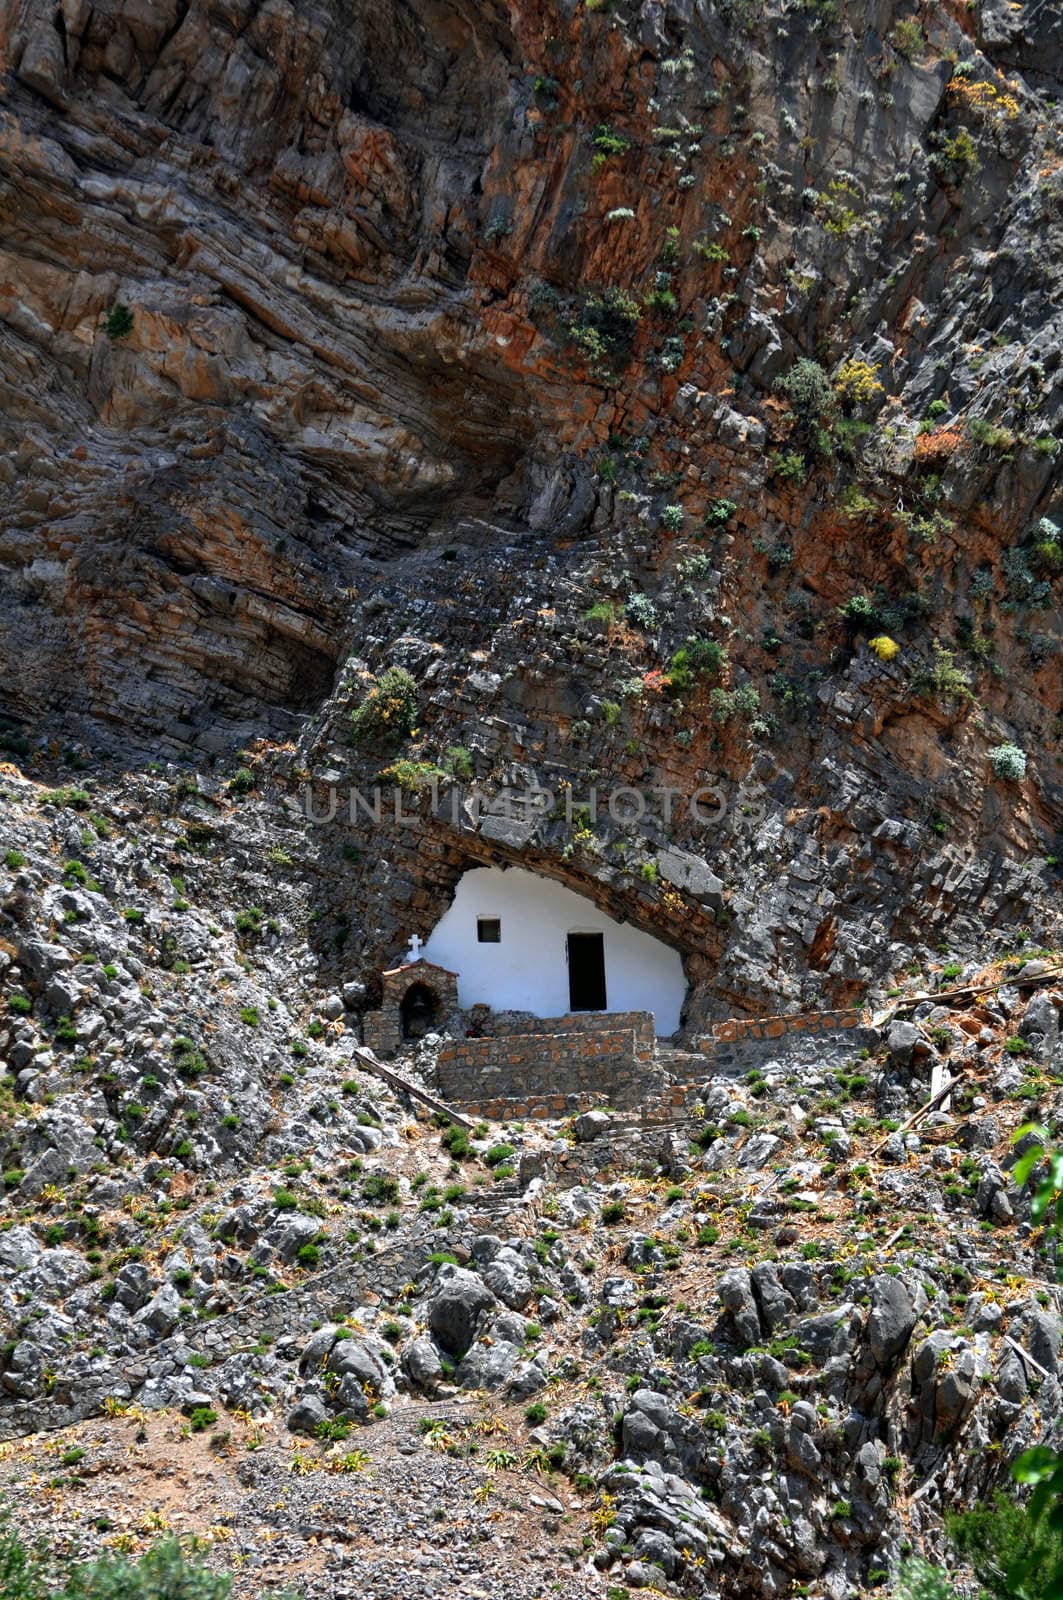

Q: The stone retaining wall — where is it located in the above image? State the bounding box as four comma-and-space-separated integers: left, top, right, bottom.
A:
434, 1005, 876, 1122
437, 1012, 656, 1120
697, 1008, 863, 1046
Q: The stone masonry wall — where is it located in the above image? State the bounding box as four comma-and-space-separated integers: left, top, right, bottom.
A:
434, 1007, 878, 1122
438, 1018, 655, 1120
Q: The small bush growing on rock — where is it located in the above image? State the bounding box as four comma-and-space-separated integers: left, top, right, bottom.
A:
484, 1143, 515, 1168
7, 993, 31, 1015
585, 600, 621, 626
915, 644, 974, 706
834, 359, 883, 407
444, 745, 474, 781
710, 683, 760, 724
934, 126, 980, 180
890, 18, 925, 58
362, 1172, 400, 1204
704, 497, 737, 526
41, 787, 91, 811
173, 1037, 208, 1079
775, 358, 834, 433
3, 848, 25, 868
590, 125, 630, 170
235, 906, 263, 937
567, 288, 641, 375
104, 303, 134, 340
524, 1401, 548, 1424
659, 504, 684, 531
228, 766, 255, 796
624, 593, 658, 630
600, 1200, 626, 1225
988, 743, 1027, 782
668, 636, 726, 693
442, 1124, 471, 1159
350, 667, 419, 746
188, 1406, 218, 1432
772, 450, 807, 484
377, 760, 447, 793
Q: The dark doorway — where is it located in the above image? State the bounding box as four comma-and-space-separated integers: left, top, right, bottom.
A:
567, 932, 606, 1011
401, 982, 441, 1040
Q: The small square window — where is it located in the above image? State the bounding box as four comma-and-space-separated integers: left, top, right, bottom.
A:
477, 917, 501, 944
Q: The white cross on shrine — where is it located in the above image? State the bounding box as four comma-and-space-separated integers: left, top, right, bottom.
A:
405, 933, 423, 963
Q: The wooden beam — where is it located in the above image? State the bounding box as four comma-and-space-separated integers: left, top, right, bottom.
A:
350, 1044, 474, 1129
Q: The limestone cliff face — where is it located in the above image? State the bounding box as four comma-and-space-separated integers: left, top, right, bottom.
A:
0, 0, 1060, 1014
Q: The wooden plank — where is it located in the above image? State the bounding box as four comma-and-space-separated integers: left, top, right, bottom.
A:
350, 1044, 474, 1129
867, 1074, 961, 1158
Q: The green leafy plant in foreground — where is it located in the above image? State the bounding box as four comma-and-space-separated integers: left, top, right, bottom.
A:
0, 1526, 234, 1600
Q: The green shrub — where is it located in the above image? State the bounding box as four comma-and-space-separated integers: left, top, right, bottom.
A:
668, 637, 725, 693
915, 644, 974, 706
567, 287, 641, 375
376, 760, 446, 793
3, 849, 25, 869
600, 1200, 626, 1225
590, 124, 630, 170
350, 667, 419, 745
704, 498, 737, 526
988, 743, 1027, 782
104, 303, 134, 340
442, 1124, 470, 1159
890, 18, 925, 58
444, 746, 474, 781
41, 788, 91, 811
227, 767, 255, 797
775, 358, 834, 434
187, 1406, 218, 1432
0, 1528, 232, 1600
483, 1143, 515, 1168
894, 1560, 957, 1599
624, 593, 658, 630
968, 416, 1016, 452
948, 1490, 1063, 1600
772, 450, 807, 484
361, 1172, 400, 1204
935, 126, 980, 179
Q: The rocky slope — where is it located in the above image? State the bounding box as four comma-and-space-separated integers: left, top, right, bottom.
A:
0, 770, 1062, 1596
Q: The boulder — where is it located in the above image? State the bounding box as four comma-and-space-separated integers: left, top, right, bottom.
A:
428, 1265, 495, 1358
718, 1268, 762, 1348
866, 1276, 916, 1367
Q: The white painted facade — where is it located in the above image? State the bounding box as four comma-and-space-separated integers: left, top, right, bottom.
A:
420, 864, 687, 1035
